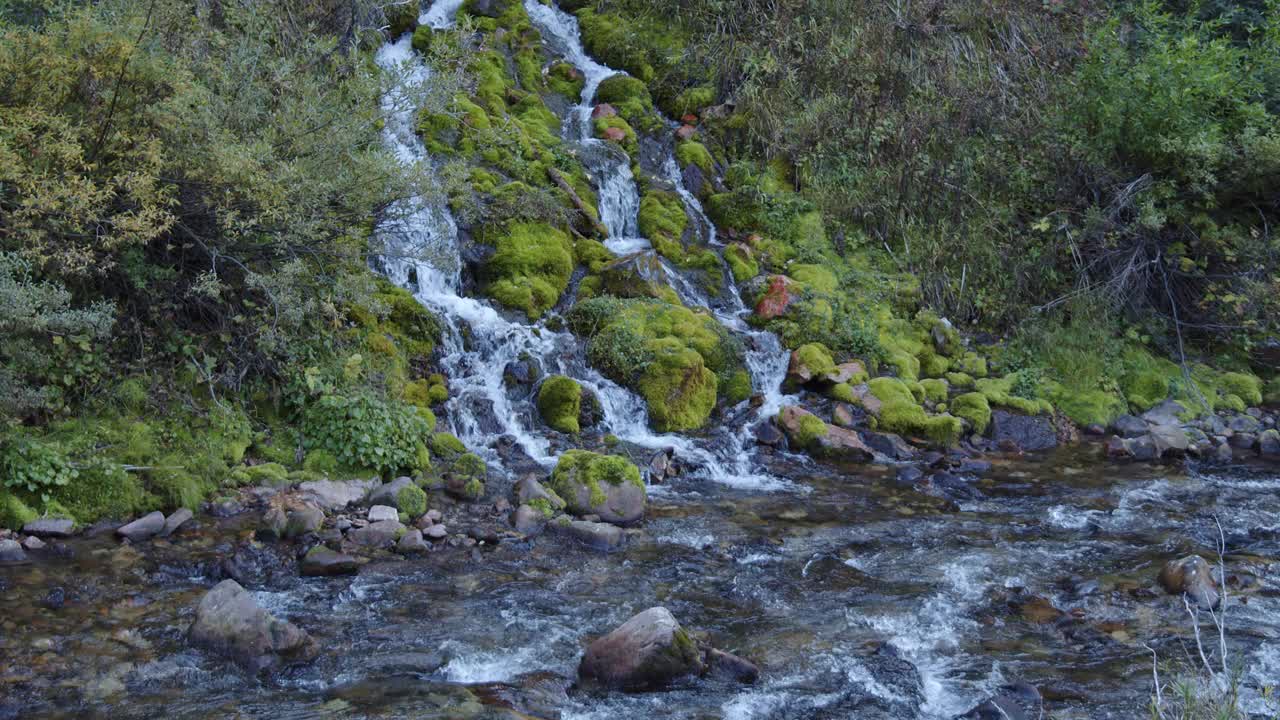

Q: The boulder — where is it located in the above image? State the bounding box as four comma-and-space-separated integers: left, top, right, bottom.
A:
591, 103, 617, 119
1142, 400, 1188, 427
117, 511, 166, 542
1148, 424, 1189, 457
824, 361, 868, 385
602, 126, 627, 143
753, 275, 798, 320
1258, 429, 1280, 456
1228, 414, 1262, 434
160, 508, 194, 537
513, 504, 547, 535
22, 518, 76, 538
22, 535, 45, 550
1127, 435, 1160, 461
754, 422, 785, 447
284, 505, 324, 539
990, 410, 1057, 452
704, 648, 759, 684
397, 528, 430, 554
831, 403, 858, 429
554, 518, 624, 551
348, 520, 404, 548
860, 431, 917, 461
368, 505, 399, 523
1229, 432, 1258, 450
578, 607, 704, 690
367, 477, 416, 509
1109, 415, 1148, 439
815, 425, 875, 462
298, 478, 379, 511
675, 124, 697, 141
188, 579, 318, 672
515, 476, 566, 511
955, 682, 1042, 720
300, 546, 359, 576
1158, 555, 1220, 609
0, 539, 28, 565
259, 507, 288, 540
547, 450, 646, 526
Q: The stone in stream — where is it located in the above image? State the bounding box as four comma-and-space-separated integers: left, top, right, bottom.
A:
284, 505, 324, 539
1258, 428, 1280, 456
703, 648, 759, 684
0, 539, 28, 565
397, 528, 430, 554
1147, 424, 1189, 457
515, 476, 566, 512
188, 579, 319, 673
1228, 414, 1262, 434
300, 545, 360, 576
578, 607, 704, 690
367, 505, 399, 523
258, 507, 288, 540
861, 431, 917, 461
298, 478, 379, 511
955, 681, 1043, 720
990, 410, 1057, 452
547, 450, 646, 526
553, 518, 624, 552
160, 508, 193, 537
22, 517, 76, 538
348, 520, 404, 548
1158, 555, 1220, 609
1109, 414, 1148, 438
366, 477, 418, 510
21, 535, 46, 550
513, 504, 547, 535
117, 511, 166, 541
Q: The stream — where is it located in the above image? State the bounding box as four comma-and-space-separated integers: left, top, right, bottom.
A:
2, 2, 1277, 718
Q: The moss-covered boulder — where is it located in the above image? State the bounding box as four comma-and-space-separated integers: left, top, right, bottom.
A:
567, 297, 746, 432
867, 377, 963, 446
775, 406, 874, 461
950, 392, 992, 435
479, 221, 575, 319
787, 343, 836, 385
547, 450, 646, 525
537, 375, 583, 433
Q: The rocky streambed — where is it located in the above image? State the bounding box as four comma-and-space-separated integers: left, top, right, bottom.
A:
2, 448, 1279, 719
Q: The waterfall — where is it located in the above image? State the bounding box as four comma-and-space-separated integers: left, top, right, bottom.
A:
373, 0, 796, 490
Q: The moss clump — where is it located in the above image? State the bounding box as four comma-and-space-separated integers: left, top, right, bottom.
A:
548, 449, 645, 510
1218, 371, 1262, 406
547, 61, 585, 98
480, 221, 575, 319
596, 74, 653, 123
1265, 376, 1280, 405
537, 375, 583, 433
789, 264, 838, 294
410, 24, 432, 54
724, 244, 758, 283
955, 353, 988, 378
868, 377, 963, 446
638, 191, 689, 262
723, 368, 753, 405
975, 376, 1054, 415
53, 462, 147, 523
672, 85, 715, 116
230, 462, 291, 487
567, 297, 746, 432
676, 141, 715, 175
920, 378, 949, 404
950, 392, 992, 435
795, 413, 829, 448
1044, 382, 1126, 427
396, 483, 428, 518
830, 383, 856, 403
594, 115, 637, 153
919, 350, 951, 379
303, 449, 338, 475
0, 492, 39, 530
429, 432, 467, 459
945, 372, 975, 389
527, 496, 557, 518
795, 342, 837, 378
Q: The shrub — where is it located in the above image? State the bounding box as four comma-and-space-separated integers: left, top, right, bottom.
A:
0, 436, 76, 503
303, 393, 430, 476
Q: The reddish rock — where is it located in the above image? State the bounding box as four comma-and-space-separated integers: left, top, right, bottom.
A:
592, 103, 617, 119
602, 126, 627, 143
754, 275, 797, 320
681, 113, 699, 125
675, 124, 697, 141
850, 383, 882, 416
818, 425, 875, 462
579, 607, 704, 689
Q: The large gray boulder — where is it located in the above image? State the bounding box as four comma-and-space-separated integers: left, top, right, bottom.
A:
0, 539, 28, 565
117, 511, 166, 541
298, 478, 379, 511
284, 505, 324, 539
22, 518, 76, 538
188, 579, 319, 672
578, 607, 705, 690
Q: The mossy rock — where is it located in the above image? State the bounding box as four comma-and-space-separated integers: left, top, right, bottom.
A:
638, 191, 689, 263
547, 61, 586, 98
675, 141, 714, 176
793, 342, 837, 381
387, 0, 420, 38
547, 450, 646, 525
724, 243, 758, 283
596, 74, 653, 123
919, 378, 949, 404
410, 24, 432, 53
1218, 371, 1262, 406
950, 392, 992, 435
537, 375, 583, 434
594, 115, 637, 153
868, 377, 963, 446
0, 492, 39, 531
945, 372, 975, 389
429, 432, 467, 459
51, 462, 148, 524
975, 376, 1054, 416
480, 221, 575, 319
639, 338, 718, 432
396, 483, 428, 518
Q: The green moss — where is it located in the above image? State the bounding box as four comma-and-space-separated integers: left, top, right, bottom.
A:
919, 350, 951, 379
1218, 371, 1262, 406
148, 467, 211, 510
920, 378, 949, 404
725, 244, 758, 283
638, 337, 718, 432
974, 376, 1054, 415
547, 61, 585, 98
537, 375, 583, 433
575, 238, 615, 274
53, 461, 147, 523
232, 462, 291, 487
1266, 376, 1280, 405
945, 372, 975, 389
396, 483, 428, 518
0, 492, 39, 530
950, 392, 992, 435
303, 450, 338, 475
790, 264, 838, 294
795, 342, 837, 378
480, 221, 575, 319
429, 432, 467, 458
638, 190, 689, 261
410, 24, 432, 54
527, 496, 556, 518
1219, 393, 1247, 412
955, 353, 988, 378
723, 368, 753, 404
868, 376, 963, 446
386, 0, 419, 38
675, 141, 715, 175
593, 115, 637, 153
548, 449, 645, 511
795, 413, 829, 448
470, 50, 512, 115
1044, 382, 1126, 427
672, 85, 715, 116
596, 75, 653, 123
830, 383, 856, 403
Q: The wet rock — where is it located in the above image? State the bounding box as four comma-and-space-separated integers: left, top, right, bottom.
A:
22, 517, 76, 538
753, 275, 799, 320
298, 478, 379, 511
20, 534, 45, 551
464, 0, 511, 18
207, 497, 244, 517
368, 505, 399, 523
591, 103, 617, 119
366, 477, 417, 510
1148, 424, 1189, 457
1142, 400, 1188, 427
956, 681, 1042, 720
918, 471, 981, 502
397, 528, 430, 554
300, 545, 359, 576
117, 511, 166, 542
550, 452, 646, 525
954, 458, 992, 475
1212, 442, 1233, 463
896, 465, 925, 485
579, 607, 704, 690
1229, 432, 1258, 450
815, 425, 875, 462
831, 403, 858, 429
502, 359, 540, 387
0, 539, 28, 564
860, 431, 917, 461
579, 387, 604, 429
424, 524, 448, 540
1083, 423, 1107, 436
703, 648, 759, 684
349, 520, 404, 548
554, 518, 624, 552
647, 449, 673, 484
188, 579, 319, 673
1109, 414, 1148, 438
160, 508, 193, 537
258, 507, 288, 540
754, 421, 785, 447
367, 651, 450, 675
1158, 555, 1220, 609
1128, 435, 1160, 461
221, 542, 294, 588
990, 410, 1057, 452
1258, 429, 1280, 456
513, 504, 547, 535
284, 505, 324, 539
1228, 414, 1262, 434
515, 476, 567, 511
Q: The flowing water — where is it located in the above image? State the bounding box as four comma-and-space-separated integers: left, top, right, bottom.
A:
3, 3, 1278, 719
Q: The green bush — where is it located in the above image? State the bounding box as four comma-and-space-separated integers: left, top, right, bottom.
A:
0, 436, 76, 503
303, 393, 430, 476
